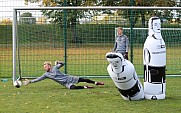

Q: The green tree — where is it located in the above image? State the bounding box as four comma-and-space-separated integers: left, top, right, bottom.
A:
19, 12, 36, 24
25, 0, 98, 43
24, 0, 179, 33
175, 0, 181, 23
99, 0, 177, 27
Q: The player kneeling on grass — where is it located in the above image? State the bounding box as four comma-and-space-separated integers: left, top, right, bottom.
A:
23, 61, 104, 89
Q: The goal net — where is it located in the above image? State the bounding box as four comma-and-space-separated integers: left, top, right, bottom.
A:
115, 27, 181, 75
12, 7, 181, 81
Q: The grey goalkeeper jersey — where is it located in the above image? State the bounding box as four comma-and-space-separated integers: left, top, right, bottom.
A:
113, 34, 129, 54
30, 64, 79, 86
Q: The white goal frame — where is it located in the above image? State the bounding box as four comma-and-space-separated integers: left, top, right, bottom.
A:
12, 6, 181, 82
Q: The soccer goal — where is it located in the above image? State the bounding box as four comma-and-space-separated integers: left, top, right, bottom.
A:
12, 6, 181, 82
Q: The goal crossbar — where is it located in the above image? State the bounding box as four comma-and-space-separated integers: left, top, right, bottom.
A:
13, 6, 181, 10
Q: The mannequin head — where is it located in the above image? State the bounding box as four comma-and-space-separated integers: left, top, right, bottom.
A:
148, 17, 162, 39
106, 52, 126, 73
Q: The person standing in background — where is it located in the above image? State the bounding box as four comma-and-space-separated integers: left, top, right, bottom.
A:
113, 27, 129, 60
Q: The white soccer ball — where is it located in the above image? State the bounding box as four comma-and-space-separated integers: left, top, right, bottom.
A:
13, 80, 22, 88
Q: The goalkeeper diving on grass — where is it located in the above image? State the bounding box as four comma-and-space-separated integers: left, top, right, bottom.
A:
23, 61, 104, 89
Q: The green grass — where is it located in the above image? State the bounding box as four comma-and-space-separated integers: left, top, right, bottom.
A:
1, 78, 181, 113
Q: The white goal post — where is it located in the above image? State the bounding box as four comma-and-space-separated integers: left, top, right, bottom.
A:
12, 6, 181, 82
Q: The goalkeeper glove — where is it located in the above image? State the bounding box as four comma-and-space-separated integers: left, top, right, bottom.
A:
23, 79, 31, 86
55, 60, 64, 66
124, 52, 128, 60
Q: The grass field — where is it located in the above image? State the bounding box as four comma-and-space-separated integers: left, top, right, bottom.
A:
0, 14, 181, 113
1, 44, 181, 113
1, 77, 181, 113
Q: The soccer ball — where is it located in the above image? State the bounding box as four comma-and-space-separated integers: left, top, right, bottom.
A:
13, 80, 22, 88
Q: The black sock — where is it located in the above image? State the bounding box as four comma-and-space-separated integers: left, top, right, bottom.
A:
70, 85, 84, 89
78, 78, 95, 84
